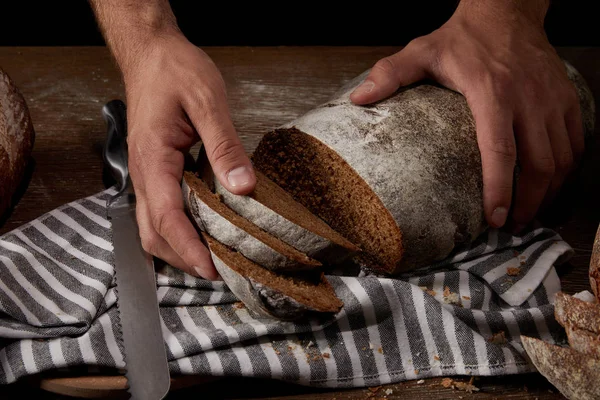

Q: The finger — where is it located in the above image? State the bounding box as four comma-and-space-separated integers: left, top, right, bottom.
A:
541, 117, 573, 209
565, 94, 585, 165
350, 38, 431, 105
141, 148, 219, 280
468, 93, 516, 229
135, 190, 202, 277
185, 93, 256, 196
511, 116, 556, 231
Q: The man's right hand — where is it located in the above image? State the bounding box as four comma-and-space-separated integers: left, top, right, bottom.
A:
90, 1, 256, 280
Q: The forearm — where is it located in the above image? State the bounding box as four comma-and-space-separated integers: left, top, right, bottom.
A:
456, 0, 550, 27
89, 0, 181, 73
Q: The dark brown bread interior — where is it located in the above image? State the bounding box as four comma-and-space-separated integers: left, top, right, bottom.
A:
203, 233, 343, 313
248, 169, 360, 253
184, 171, 321, 269
251, 127, 403, 274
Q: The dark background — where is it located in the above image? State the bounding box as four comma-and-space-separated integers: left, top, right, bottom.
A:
0, 1, 598, 47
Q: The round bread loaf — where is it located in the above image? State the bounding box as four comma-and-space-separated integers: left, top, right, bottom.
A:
252, 62, 595, 274
0, 68, 35, 218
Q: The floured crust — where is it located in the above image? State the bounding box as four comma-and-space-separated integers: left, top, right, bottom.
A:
555, 292, 600, 334
254, 62, 595, 273
0, 68, 35, 217
182, 172, 321, 271
214, 170, 359, 264
202, 232, 343, 321
565, 324, 600, 359
279, 73, 486, 271
521, 336, 600, 400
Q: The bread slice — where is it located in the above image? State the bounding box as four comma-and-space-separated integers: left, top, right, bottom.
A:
590, 224, 600, 303
251, 63, 595, 274
554, 292, 600, 334
182, 171, 321, 271
202, 232, 343, 320
214, 169, 360, 264
521, 335, 600, 400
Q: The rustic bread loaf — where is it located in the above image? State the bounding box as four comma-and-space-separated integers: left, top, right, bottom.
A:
521, 335, 600, 400
0, 68, 35, 218
183, 171, 321, 271
590, 224, 600, 303
214, 169, 360, 264
251, 62, 595, 274
202, 232, 343, 320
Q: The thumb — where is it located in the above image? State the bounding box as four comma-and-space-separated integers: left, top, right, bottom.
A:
350, 39, 431, 105
188, 101, 256, 195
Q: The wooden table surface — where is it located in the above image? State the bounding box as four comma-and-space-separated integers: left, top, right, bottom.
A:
0, 46, 599, 399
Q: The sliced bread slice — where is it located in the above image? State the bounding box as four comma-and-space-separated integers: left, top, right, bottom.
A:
521, 335, 600, 400
214, 169, 360, 264
202, 232, 343, 320
182, 171, 321, 271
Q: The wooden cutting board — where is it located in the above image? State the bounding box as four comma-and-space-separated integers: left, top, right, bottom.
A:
38, 374, 218, 398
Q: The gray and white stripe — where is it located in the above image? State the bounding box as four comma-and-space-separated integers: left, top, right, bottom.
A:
0, 188, 570, 387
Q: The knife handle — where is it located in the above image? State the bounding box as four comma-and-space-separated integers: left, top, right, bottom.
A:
102, 99, 129, 195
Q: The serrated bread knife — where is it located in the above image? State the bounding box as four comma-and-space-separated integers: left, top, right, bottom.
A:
102, 99, 170, 399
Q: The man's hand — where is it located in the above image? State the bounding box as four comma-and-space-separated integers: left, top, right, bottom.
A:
90, 1, 256, 279
351, 0, 583, 232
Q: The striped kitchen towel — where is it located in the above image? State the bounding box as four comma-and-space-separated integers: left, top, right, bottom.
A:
0, 187, 571, 387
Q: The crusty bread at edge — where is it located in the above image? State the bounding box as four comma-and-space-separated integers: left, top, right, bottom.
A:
251, 61, 595, 274
590, 224, 600, 303
555, 292, 600, 334
202, 232, 343, 320
0, 68, 35, 218
214, 169, 360, 264
521, 336, 600, 400
182, 171, 321, 271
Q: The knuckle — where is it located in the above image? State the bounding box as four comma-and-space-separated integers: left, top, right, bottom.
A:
563, 83, 579, 107
485, 137, 517, 163
406, 36, 432, 54
177, 236, 200, 262
531, 155, 556, 178
207, 135, 244, 167
151, 208, 176, 237
140, 234, 159, 256
554, 149, 573, 172
372, 56, 397, 76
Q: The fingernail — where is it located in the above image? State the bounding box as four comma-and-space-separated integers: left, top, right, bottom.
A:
227, 166, 252, 188
353, 80, 375, 96
491, 207, 508, 227
193, 266, 204, 278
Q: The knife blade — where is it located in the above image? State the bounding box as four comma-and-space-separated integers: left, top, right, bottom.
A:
102, 99, 171, 400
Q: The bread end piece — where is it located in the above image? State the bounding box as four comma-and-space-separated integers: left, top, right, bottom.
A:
202, 232, 343, 321
554, 292, 600, 334
521, 335, 600, 400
